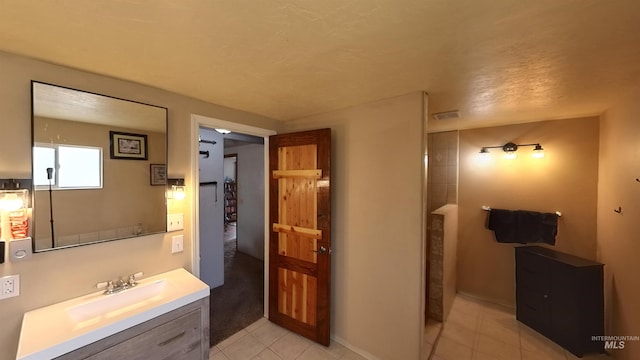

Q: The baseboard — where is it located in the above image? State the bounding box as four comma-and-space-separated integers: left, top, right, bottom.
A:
455, 291, 516, 310
330, 334, 380, 360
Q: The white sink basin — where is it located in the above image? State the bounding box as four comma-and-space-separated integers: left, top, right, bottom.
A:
67, 279, 167, 325
17, 268, 209, 360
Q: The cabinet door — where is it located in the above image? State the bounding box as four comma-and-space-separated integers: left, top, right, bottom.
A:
550, 263, 604, 356
517, 287, 551, 333
548, 261, 579, 351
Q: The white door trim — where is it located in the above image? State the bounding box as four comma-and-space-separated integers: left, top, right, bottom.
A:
190, 114, 276, 317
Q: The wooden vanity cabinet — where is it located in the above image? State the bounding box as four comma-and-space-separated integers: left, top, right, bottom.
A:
515, 246, 604, 357
56, 298, 209, 360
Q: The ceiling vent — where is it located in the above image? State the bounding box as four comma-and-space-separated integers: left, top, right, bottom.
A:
432, 110, 460, 120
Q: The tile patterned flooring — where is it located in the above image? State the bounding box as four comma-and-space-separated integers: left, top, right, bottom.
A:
424, 294, 612, 360
209, 317, 367, 360
211, 294, 613, 359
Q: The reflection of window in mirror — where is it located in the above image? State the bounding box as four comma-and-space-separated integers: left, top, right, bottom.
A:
34, 144, 103, 189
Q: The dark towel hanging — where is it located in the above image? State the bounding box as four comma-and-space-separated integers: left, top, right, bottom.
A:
487, 209, 517, 243
539, 212, 559, 245
515, 210, 558, 245
487, 209, 558, 245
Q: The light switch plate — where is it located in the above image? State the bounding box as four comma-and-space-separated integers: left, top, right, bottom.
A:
171, 235, 184, 254
167, 213, 184, 231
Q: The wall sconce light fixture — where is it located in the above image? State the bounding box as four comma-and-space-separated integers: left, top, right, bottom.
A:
167, 178, 186, 200
0, 179, 31, 242
0, 189, 28, 212
531, 144, 545, 159
479, 142, 544, 160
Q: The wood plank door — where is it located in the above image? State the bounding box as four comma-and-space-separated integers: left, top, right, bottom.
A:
269, 128, 331, 345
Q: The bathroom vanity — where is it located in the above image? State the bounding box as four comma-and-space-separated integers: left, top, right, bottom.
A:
16, 268, 210, 360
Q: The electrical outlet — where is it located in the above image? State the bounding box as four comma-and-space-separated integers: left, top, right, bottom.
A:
167, 213, 184, 231
171, 235, 184, 254
0, 275, 20, 300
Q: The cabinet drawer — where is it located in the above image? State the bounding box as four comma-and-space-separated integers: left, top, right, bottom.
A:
87, 309, 202, 360
516, 252, 550, 293
517, 265, 549, 292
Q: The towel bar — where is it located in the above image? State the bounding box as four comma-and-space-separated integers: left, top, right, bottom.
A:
482, 205, 562, 217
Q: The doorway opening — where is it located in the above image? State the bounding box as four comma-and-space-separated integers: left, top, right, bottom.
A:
223, 153, 237, 234
191, 115, 275, 346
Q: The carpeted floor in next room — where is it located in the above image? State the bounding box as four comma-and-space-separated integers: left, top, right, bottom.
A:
209, 223, 265, 346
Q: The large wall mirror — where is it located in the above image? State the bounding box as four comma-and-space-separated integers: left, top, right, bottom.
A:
31, 81, 168, 252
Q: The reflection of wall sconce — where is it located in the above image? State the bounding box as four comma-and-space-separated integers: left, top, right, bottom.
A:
479, 142, 544, 160
167, 178, 186, 200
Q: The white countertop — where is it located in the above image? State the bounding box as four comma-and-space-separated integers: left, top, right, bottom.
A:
16, 268, 209, 360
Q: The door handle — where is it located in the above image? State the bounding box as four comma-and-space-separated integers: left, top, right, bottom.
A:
312, 246, 332, 255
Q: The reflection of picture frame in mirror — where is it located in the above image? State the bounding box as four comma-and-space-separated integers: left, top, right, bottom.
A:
150, 164, 167, 185
110, 131, 148, 160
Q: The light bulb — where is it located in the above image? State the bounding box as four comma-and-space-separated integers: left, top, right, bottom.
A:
477, 149, 491, 163
504, 151, 517, 160
0, 193, 25, 211
532, 144, 545, 159
172, 186, 186, 200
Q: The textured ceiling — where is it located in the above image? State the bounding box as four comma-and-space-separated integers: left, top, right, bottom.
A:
1, 1, 639, 132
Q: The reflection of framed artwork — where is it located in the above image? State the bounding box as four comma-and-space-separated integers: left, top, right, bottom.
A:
110, 131, 148, 160
150, 164, 167, 185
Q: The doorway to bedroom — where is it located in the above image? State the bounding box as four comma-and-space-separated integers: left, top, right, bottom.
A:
197, 124, 268, 346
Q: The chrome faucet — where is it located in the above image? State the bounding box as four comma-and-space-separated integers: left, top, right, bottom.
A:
127, 273, 140, 287
97, 272, 143, 295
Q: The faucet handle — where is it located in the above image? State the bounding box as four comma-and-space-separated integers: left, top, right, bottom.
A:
128, 272, 144, 287
97, 280, 115, 294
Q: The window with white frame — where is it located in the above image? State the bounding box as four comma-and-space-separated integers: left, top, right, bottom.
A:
34, 144, 103, 189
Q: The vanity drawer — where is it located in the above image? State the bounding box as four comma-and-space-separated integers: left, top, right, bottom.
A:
86, 309, 202, 360
56, 298, 209, 360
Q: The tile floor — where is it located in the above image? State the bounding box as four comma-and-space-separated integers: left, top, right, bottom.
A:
425, 294, 612, 360
210, 317, 367, 360
211, 294, 613, 360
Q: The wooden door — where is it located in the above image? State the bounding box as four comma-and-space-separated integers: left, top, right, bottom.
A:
269, 128, 331, 345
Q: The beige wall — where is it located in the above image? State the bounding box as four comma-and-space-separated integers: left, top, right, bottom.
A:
284, 92, 427, 360
0, 50, 281, 360
457, 117, 599, 306
598, 87, 640, 360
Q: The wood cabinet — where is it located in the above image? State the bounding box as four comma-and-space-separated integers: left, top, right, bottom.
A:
56, 298, 209, 360
515, 246, 604, 357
